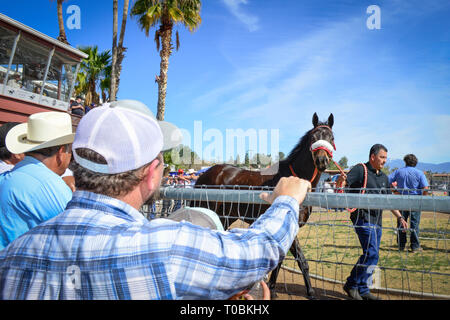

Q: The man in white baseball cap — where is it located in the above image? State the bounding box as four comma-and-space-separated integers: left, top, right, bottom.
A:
0, 111, 74, 250
0, 100, 311, 301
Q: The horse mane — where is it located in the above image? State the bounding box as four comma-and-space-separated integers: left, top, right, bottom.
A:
280, 119, 329, 166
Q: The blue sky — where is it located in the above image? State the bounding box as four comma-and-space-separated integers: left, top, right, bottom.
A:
2, 0, 449, 165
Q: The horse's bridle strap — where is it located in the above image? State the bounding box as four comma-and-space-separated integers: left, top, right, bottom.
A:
289, 164, 318, 183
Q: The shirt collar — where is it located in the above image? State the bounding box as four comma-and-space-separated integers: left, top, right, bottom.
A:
366, 161, 383, 176
68, 190, 148, 224
14, 156, 45, 169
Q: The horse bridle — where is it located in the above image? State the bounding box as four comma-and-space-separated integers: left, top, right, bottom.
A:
289, 125, 345, 182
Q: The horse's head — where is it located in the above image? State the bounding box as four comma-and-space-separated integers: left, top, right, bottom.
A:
310, 113, 335, 172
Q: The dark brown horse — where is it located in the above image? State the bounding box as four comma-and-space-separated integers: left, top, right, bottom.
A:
194, 113, 335, 299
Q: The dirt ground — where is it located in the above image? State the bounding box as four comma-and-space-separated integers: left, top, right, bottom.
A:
270, 268, 444, 300
228, 219, 448, 301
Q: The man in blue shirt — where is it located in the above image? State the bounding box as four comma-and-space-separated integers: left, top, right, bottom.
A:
0, 100, 311, 300
389, 154, 429, 252
0, 112, 74, 250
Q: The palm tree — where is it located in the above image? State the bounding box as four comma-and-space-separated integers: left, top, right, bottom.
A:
131, 0, 202, 120
100, 64, 112, 103
76, 46, 112, 106
111, 0, 130, 101
50, 0, 69, 44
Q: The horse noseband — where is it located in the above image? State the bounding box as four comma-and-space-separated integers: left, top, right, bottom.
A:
310, 139, 335, 158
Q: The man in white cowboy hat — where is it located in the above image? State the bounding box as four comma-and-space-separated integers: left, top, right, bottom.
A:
0, 100, 311, 300
0, 111, 74, 250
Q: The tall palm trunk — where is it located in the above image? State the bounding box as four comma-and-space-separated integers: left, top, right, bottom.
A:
110, 0, 119, 101
110, 0, 129, 101
56, 0, 68, 44
114, 0, 129, 97
157, 22, 173, 121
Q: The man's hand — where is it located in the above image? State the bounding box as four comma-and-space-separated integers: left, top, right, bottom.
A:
398, 216, 408, 232
62, 176, 76, 192
336, 173, 347, 188
259, 176, 311, 205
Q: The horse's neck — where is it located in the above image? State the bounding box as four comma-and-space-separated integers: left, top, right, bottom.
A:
289, 148, 316, 181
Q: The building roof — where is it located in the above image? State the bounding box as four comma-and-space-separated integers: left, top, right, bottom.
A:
0, 13, 88, 60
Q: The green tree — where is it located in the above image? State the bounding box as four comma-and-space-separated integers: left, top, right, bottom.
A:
327, 161, 338, 171
76, 46, 112, 106
338, 156, 348, 169
100, 64, 112, 103
131, 0, 202, 120
163, 144, 201, 169
235, 154, 241, 167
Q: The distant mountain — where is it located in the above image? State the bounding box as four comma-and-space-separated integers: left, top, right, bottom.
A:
386, 159, 450, 173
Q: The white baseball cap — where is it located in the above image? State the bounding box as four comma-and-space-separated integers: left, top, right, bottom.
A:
72, 100, 183, 174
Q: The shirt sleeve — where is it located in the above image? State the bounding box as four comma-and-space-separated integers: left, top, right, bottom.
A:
170, 195, 300, 299
418, 171, 429, 189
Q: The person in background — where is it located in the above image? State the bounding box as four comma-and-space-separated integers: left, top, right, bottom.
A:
337, 144, 408, 300
187, 168, 198, 187
0, 122, 24, 174
69, 96, 85, 116
0, 112, 74, 250
323, 177, 337, 212
389, 154, 429, 252
84, 103, 96, 114
0, 100, 310, 300
173, 169, 188, 210
7, 74, 21, 88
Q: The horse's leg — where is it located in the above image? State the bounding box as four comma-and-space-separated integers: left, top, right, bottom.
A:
267, 238, 316, 299
268, 260, 282, 299
291, 237, 316, 299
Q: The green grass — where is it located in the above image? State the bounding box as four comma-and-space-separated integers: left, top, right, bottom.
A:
283, 209, 450, 296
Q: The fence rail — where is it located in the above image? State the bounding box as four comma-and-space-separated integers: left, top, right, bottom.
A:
160, 186, 450, 213
145, 186, 450, 299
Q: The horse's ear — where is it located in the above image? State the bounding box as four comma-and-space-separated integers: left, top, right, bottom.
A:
312, 113, 319, 127
328, 113, 334, 128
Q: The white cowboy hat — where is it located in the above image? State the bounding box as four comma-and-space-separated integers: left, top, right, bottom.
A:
187, 168, 195, 174
6, 111, 75, 154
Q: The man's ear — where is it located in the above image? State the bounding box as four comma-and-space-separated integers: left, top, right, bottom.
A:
144, 160, 161, 191
55, 145, 66, 166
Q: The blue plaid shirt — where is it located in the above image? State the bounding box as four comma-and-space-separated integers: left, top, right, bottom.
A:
0, 191, 299, 300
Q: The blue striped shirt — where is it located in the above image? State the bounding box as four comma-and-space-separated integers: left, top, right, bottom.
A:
0, 191, 299, 300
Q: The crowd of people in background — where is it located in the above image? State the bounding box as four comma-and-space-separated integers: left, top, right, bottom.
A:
162, 168, 200, 187
69, 96, 97, 117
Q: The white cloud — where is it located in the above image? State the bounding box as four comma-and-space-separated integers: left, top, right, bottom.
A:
221, 0, 260, 32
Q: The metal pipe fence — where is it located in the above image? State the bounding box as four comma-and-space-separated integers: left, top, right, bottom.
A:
141, 186, 450, 300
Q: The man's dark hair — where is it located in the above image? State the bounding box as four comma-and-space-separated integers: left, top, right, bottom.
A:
0, 147, 12, 161
403, 154, 418, 167
25, 144, 71, 159
369, 144, 388, 157
0, 122, 21, 161
70, 148, 153, 197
